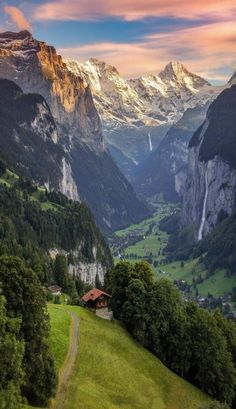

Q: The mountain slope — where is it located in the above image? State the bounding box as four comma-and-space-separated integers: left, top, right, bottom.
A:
182, 84, 236, 241
50, 304, 210, 409
66, 59, 216, 177
134, 103, 211, 201
0, 167, 113, 284
0, 79, 79, 198
0, 30, 149, 232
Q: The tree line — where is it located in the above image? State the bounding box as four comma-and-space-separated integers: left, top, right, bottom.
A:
106, 261, 236, 407
0, 256, 56, 407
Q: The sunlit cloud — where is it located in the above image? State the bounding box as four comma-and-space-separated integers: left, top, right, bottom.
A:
58, 21, 236, 82
33, 0, 236, 22
4, 5, 31, 31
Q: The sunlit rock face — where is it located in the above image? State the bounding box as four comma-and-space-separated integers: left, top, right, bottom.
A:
0, 31, 150, 233
0, 30, 103, 151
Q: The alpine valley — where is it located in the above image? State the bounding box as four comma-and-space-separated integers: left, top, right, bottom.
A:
1, 21, 236, 409
0, 30, 149, 233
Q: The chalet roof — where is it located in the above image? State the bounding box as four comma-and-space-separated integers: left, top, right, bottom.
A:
82, 287, 112, 303
48, 285, 62, 292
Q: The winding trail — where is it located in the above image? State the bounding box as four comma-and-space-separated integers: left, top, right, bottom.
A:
52, 311, 79, 409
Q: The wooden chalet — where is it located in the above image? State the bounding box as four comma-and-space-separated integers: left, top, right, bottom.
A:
82, 288, 112, 310
48, 285, 62, 296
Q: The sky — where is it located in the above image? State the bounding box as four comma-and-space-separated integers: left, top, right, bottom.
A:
0, 0, 236, 84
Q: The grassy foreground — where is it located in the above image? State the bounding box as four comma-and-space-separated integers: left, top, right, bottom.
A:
48, 305, 71, 371
52, 305, 210, 409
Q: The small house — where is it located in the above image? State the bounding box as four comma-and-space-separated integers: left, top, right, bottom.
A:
48, 285, 62, 296
82, 288, 111, 310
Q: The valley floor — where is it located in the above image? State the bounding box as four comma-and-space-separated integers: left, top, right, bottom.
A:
111, 204, 236, 300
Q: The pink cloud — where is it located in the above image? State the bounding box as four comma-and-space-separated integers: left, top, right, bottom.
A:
58, 21, 236, 82
34, 0, 236, 21
4, 5, 31, 31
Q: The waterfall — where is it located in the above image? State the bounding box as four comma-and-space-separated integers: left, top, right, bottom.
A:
198, 169, 209, 241
148, 132, 153, 152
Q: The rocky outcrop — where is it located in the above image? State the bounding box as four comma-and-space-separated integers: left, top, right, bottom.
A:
60, 158, 79, 201
182, 85, 236, 241
49, 248, 107, 284
68, 262, 106, 285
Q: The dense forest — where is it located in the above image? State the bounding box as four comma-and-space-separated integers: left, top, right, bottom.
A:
0, 256, 56, 407
0, 169, 112, 273
0, 166, 112, 407
107, 261, 236, 407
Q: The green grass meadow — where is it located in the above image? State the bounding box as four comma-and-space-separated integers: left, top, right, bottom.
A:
60, 305, 209, 409
25, 304, 210, 409
48, 305, 71, 371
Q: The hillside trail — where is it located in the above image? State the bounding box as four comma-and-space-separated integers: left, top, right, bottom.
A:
51, 310, 80, 409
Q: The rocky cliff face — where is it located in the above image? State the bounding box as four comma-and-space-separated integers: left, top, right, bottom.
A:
0, 78, 79, 197
49, 248, 107, 284
133, 103, 211, 201
0, 31, 149, 232
182, 85, 236, 241
0, 30, 103, 150
66, 59, 216, 178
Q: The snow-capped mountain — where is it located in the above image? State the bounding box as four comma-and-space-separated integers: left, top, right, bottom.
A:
0, 30, 150, 232
66, 59, 218, 176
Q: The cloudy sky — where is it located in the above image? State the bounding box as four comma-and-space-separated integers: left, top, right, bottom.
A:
0, 0, 236, 83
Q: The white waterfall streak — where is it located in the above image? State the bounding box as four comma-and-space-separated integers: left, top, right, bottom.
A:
198, 169, 208, 241
148, 132, 153, 152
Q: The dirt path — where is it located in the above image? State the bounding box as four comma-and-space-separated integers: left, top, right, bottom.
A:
52, 311, 79, 409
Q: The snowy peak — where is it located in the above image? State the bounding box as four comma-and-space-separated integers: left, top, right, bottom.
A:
66, 58, 121, 94
66, 57, 215, 129
159, 61, 210, 91
66, 58, 140, 125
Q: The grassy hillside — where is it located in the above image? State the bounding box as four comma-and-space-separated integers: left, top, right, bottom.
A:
48, 305, 71, 371
159, 259, 236, 297
51, 305, 210, 409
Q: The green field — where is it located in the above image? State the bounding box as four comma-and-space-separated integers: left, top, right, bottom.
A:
197, 269, 236, 296
26, 304, 211, 409
112, 204, 175, 265
48, 305, 71, 371
159, 259, 236, 297
158, 259, 206, 282
54, 305, 210, 409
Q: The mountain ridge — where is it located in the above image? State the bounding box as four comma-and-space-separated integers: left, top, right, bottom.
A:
0, 30, 150, 233
66, 57, 220, 180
